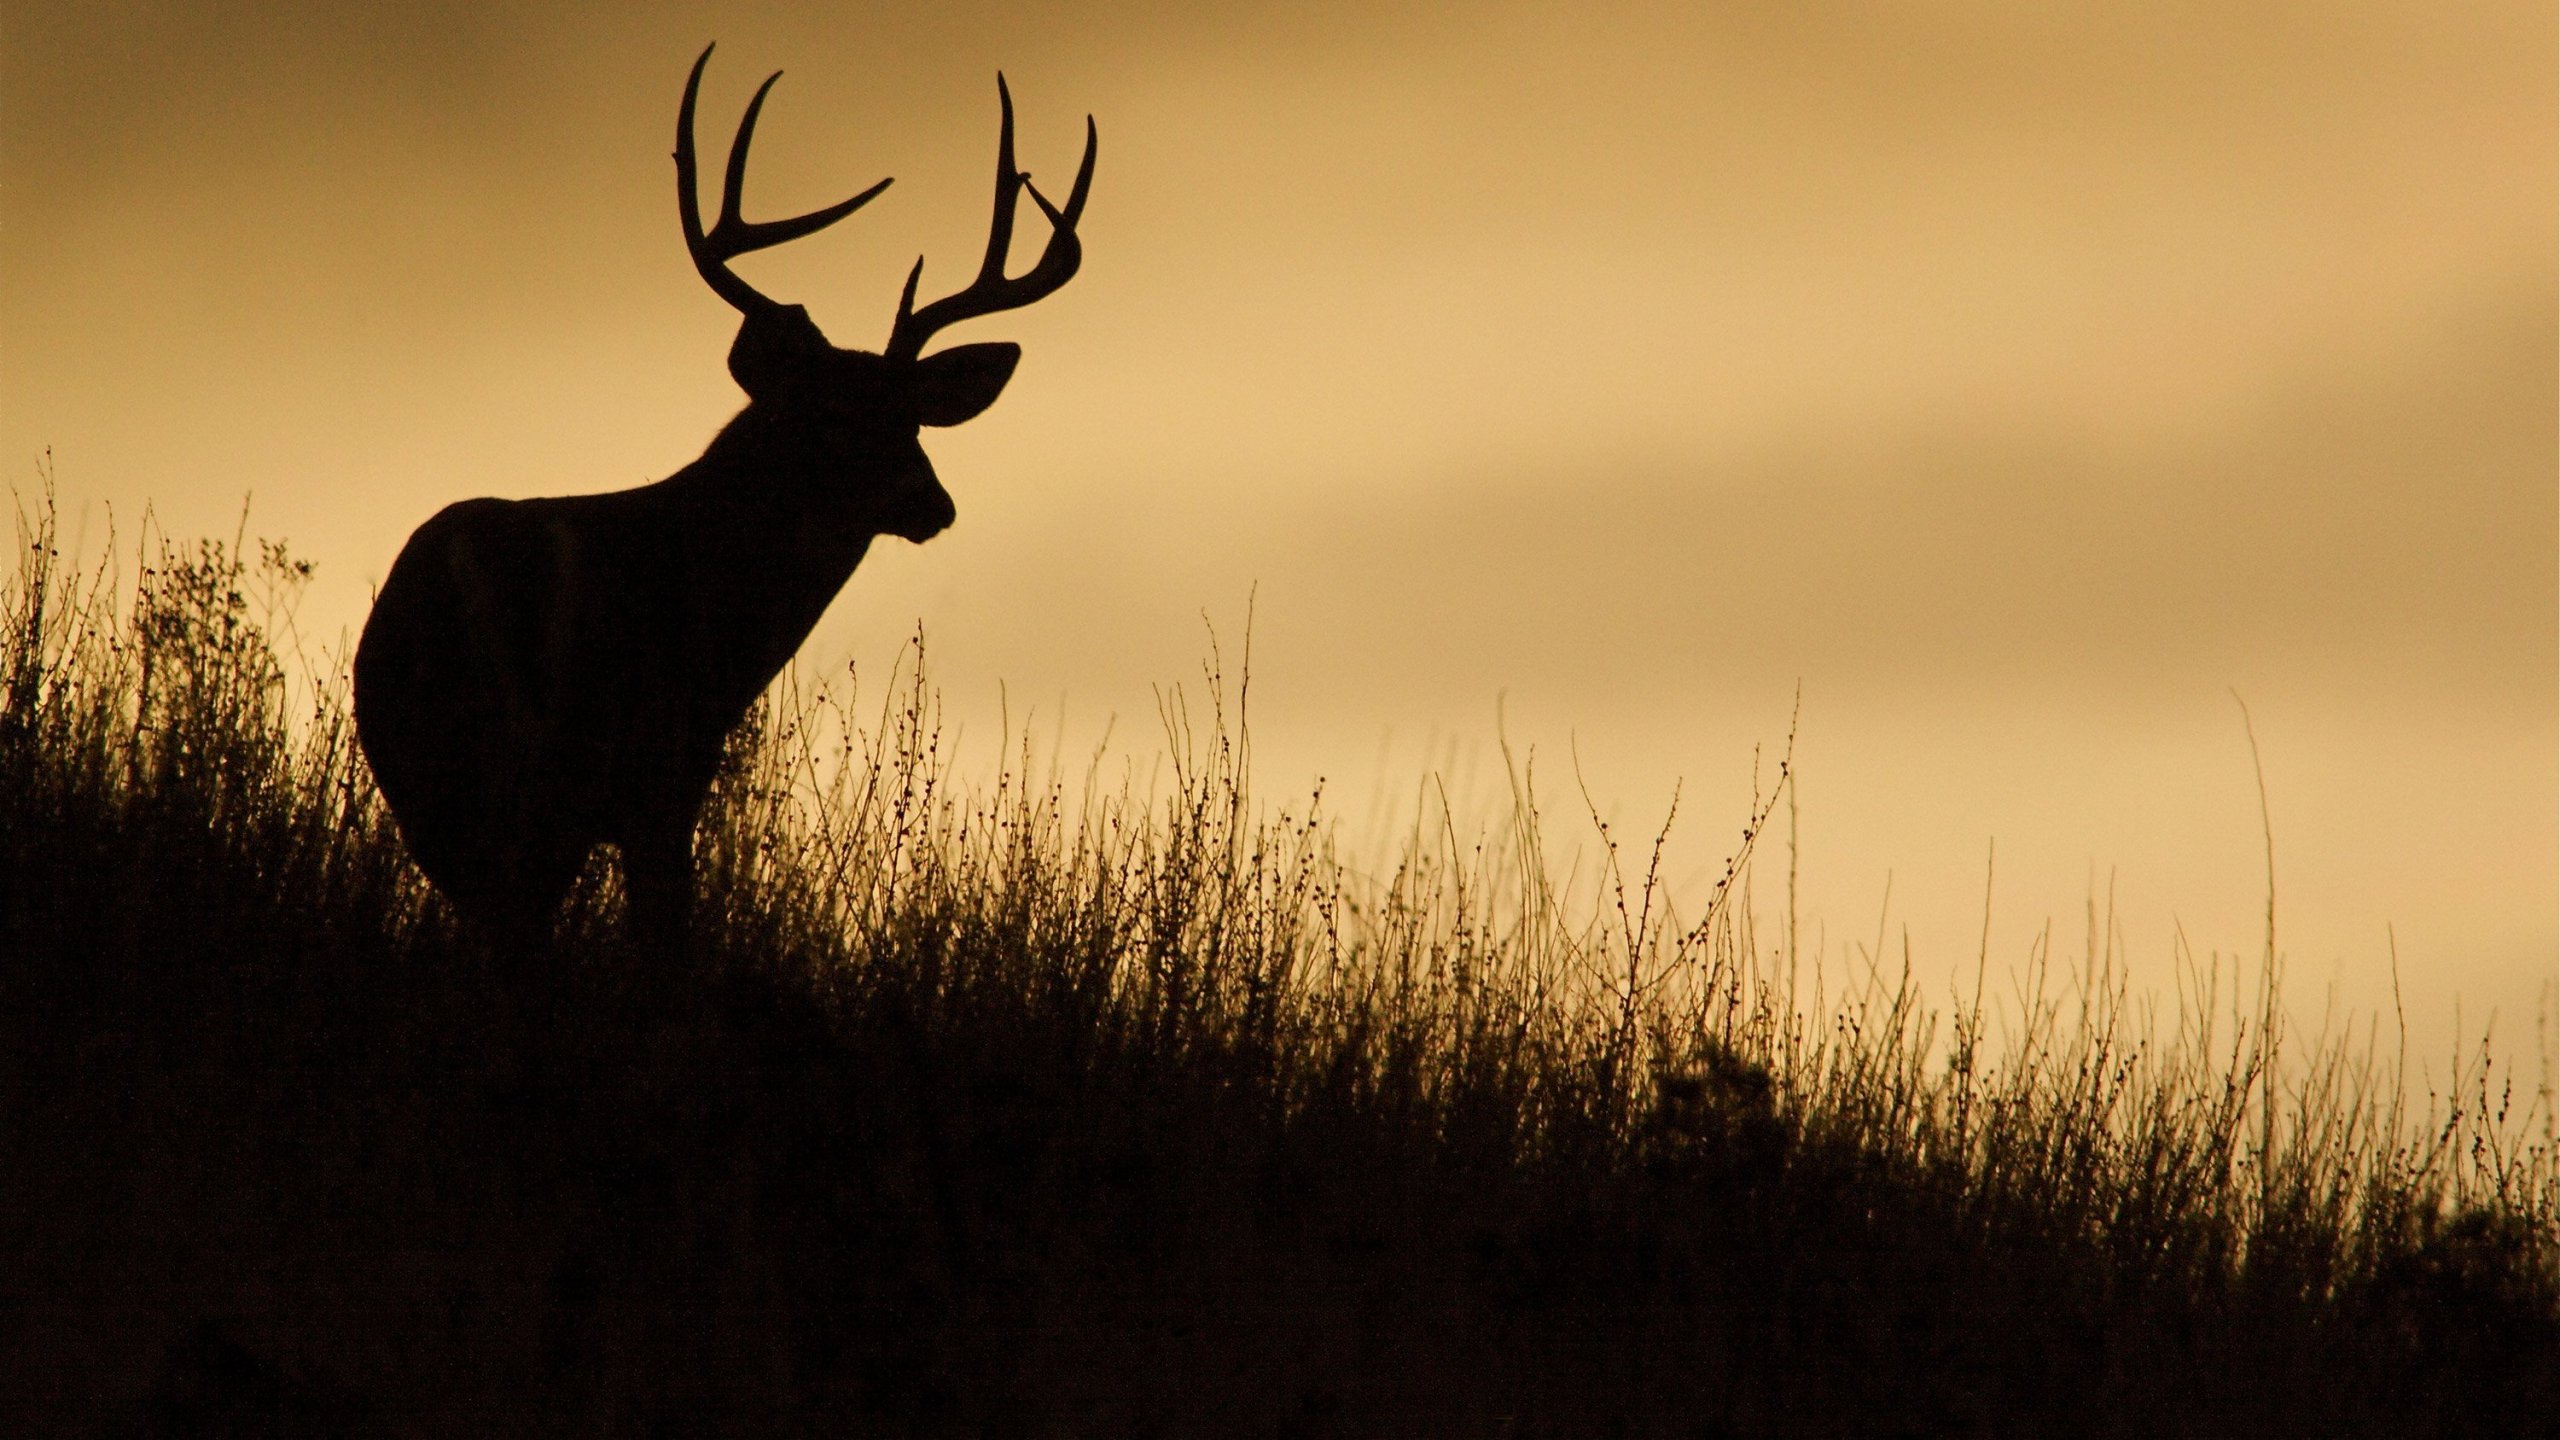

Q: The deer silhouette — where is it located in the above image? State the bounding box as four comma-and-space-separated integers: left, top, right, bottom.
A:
353, 44, 1093, 952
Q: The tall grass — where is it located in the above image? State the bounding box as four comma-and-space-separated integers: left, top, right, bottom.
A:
3, 482, 2554, 1436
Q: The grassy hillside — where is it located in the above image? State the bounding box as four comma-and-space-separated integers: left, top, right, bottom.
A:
4, 492, 2555, 1436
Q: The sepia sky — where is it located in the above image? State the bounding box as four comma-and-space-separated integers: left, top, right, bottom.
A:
4, 2, 2552, 1086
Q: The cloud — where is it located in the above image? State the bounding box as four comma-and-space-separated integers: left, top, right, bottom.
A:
933, 272, 2553, 717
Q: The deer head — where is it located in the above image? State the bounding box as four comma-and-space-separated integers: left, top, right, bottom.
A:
673, 44, 1095, 541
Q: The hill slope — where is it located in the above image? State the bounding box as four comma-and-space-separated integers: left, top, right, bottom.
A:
3, 504, 2554, 1435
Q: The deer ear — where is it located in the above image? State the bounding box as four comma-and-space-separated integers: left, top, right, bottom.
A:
728, 305, 832, 400
911, 343, 1020, 427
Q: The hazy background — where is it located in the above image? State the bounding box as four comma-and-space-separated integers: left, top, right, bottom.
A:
5, 2, 2552, 1093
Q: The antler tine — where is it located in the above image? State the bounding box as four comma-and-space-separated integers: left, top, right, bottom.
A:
717, 72, 786, 238
1024, 115, 1098, 231
886, 74, 1097, 360
674, 48, 728, 298
970, 74, 1023, 299
675, 43, 893, 317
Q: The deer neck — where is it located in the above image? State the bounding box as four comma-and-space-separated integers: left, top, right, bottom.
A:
683, 409, 887, 561
652, 412, 893, 657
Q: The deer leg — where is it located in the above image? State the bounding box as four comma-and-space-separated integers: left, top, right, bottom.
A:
619, 806, 701, 963
432, 838, 580, 962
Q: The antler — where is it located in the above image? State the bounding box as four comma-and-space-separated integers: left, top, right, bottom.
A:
676, 44, 893, 316
883, 74, 1096, 362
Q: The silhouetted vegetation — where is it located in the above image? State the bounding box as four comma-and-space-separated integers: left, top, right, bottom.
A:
5, 488, 2555, 1436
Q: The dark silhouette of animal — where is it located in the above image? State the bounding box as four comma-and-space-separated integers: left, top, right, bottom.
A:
353, 44, 1094, 951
